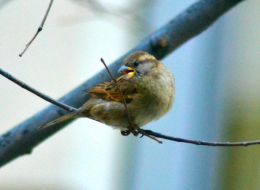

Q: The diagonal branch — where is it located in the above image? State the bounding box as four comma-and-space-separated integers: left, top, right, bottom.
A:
0, 0, 244, 167
0, 68, 78, 112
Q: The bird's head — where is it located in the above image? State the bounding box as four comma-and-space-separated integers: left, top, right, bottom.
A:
118, 51, 159, 79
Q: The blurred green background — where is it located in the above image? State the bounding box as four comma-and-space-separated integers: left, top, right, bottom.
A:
0, 0, 259, 189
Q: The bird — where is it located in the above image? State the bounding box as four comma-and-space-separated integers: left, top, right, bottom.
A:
42, 51, 175, 135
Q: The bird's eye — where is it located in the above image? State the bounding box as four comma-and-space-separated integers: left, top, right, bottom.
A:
133, 61, 140, 67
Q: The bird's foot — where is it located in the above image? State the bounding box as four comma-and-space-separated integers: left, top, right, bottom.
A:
120, 129, 162, 143
120, 129, 139, 136
120, 127, 162, 144
120, 123, 141, 136
121, 130, 130, 136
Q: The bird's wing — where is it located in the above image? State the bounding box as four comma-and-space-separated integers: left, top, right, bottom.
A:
89, 76, 137, 103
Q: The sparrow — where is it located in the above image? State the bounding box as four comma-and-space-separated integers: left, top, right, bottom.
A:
42, 51, 175, 134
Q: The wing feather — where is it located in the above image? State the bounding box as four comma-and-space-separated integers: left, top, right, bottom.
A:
89, 76, 137, 103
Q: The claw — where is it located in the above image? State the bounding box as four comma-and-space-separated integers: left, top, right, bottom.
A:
131, 129, 139, 136
121, 130, 130, 136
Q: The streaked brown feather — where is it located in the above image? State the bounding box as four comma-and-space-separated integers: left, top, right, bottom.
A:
89, 76, 137, 103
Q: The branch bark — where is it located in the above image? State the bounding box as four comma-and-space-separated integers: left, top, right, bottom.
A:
0, 0, 244, 167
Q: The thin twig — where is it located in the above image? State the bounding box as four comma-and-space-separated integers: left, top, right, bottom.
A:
19, 0, 54, 57
140, 133, 163, 144
100, 58, 133, 126
0, 68, 78, 112
100, 58, 162, 143
139, 129, 260, 147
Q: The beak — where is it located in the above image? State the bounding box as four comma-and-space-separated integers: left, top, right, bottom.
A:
118, 65, 134, 74
118, 65, 136, 78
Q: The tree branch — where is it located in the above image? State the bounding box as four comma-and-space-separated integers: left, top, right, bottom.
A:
0, 0, 244, 167
19, 0, 54, 57
139, 130, 260, 147
0, 68, 78, 112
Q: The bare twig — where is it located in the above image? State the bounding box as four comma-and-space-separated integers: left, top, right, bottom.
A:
19, 0, 54, 57
0, 68, 77, 112
0, 0, 245, 167
139, 132, 163, 144
100, 58, 162, 143
100, 58, 132, 126
139, 129, 260, 147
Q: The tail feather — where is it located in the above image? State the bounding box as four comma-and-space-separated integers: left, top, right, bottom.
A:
40, 112, 78, 130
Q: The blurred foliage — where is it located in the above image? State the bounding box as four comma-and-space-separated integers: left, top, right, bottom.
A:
220, 97, 260, 190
